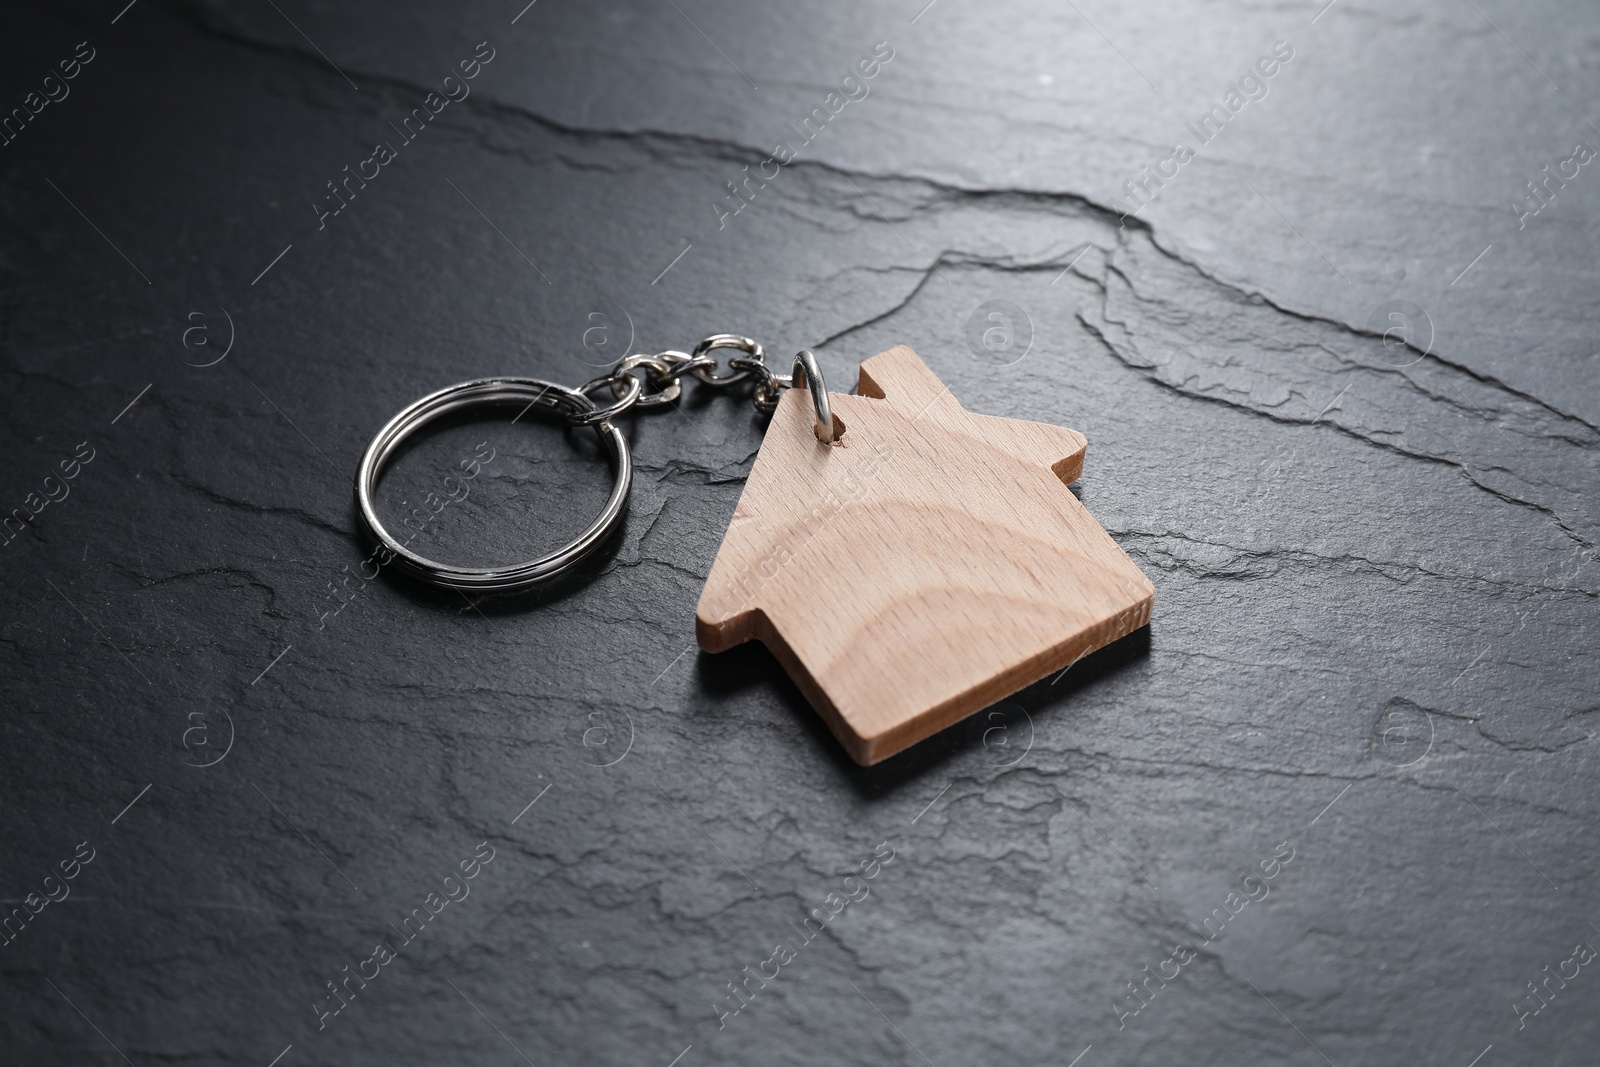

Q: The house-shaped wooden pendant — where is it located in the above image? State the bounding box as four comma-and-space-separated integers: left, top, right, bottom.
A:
696, 345, 1154, 765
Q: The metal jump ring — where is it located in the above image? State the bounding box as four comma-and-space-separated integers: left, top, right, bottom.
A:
790, 349, 834, 442
355, 377, 630, 593
571, 372, 643, 426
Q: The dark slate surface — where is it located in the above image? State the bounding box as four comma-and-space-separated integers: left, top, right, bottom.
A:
2, 1, 1597, 1064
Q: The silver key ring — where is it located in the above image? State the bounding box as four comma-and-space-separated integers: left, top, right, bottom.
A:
355, 337, 831, 595
355, 377, 630, 592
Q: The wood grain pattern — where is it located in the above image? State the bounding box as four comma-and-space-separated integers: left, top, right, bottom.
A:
696, 345, 1154, 765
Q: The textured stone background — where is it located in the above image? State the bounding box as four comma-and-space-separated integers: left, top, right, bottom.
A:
2, 1, 1597, 1064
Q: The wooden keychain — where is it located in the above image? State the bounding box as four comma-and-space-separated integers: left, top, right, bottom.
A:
356, 335, 1153, 765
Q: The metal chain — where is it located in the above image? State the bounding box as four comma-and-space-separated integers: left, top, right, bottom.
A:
355, 335, 835, 593
572, 334, 797, 426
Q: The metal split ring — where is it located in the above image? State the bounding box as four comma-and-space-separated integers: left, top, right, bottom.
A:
355, 336, 832, 594
355, 378, 630, 593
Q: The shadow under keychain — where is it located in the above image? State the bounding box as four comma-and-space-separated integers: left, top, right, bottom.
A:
356, 334, 1154, 765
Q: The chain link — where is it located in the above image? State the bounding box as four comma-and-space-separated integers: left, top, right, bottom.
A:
568, 334, 794, 425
